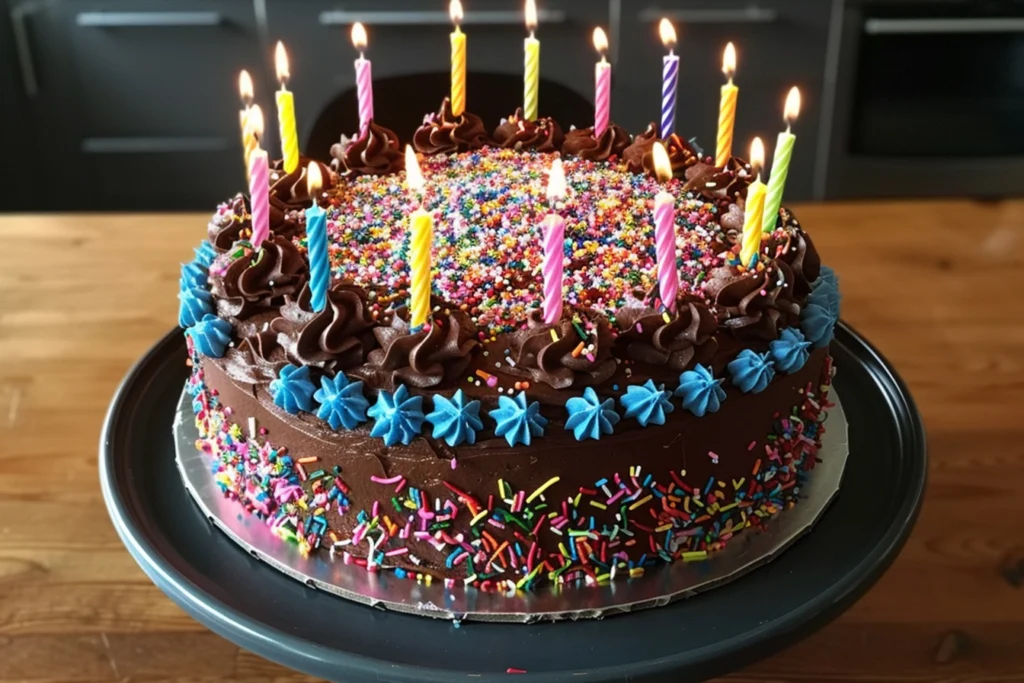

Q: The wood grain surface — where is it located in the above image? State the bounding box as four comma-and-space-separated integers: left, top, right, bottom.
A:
1, 200, 1023, 682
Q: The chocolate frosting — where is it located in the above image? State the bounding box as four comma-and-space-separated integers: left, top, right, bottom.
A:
705, 260, 801, 341
622, 123, 701, 179
561, 124, 631, 162
767, 223, 821, 301
615, 297, 719, 371
413, 98, 492, 155
508, 309, 617, 390
355, 305, 479, 391
492, 108, 565, 152
330, 122, 405, 177
271, 282, 379, 374
683, 157, 753, 208
209, 235, 308, 322
207, 193, 250, 251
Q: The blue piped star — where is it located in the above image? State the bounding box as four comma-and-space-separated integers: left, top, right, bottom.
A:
489, 391, 547, 447
564, 388, 619, 441
314, 373, 369, 430
620, 380, 675, 427
368, 385, 425, 447
426, 390, 483, 447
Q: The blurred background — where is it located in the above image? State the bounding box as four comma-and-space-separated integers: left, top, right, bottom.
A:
3, 0, 1022, 212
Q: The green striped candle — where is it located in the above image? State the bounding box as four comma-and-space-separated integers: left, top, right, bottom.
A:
763, 87, 801, 232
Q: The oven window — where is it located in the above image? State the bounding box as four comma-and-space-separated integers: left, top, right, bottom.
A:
851, 3, 1024, 157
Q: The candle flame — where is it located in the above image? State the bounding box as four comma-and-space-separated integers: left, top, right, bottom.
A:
593, 27, 608, 56
651, 142, 673, 183
750, 137, 765, 176
546, 158, 566, 201
247, 104, 265, 140
351, 22, 368, 51
784, 86, 801, 125
659, 18, 677, 49
722, 42, 736, 80
405, 145, 425, 192
274, 41, 290, 85
306, 162, 323, 196
238, 70, 254, 107
525, 0, 537, 32
450, 0, 463, 26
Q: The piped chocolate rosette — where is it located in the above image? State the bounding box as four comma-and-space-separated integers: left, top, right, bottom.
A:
413, 97, 493, 155
561, 123, 631, 162
507, 308, 617, 390
492, 107, 565, 152
704, 260, 802, 342
353, 303, 480, 392
614, 296, 719, 372
329, 121, 405, 176
207, 193, 250, 251
208, 234, 309, 325
622, 123, 702, 179
683, 156, 754, 210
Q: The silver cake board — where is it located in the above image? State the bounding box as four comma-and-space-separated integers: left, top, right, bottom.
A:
175, 387, 849, 623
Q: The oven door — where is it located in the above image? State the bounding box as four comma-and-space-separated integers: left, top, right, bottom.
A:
821, 1, 1024, 199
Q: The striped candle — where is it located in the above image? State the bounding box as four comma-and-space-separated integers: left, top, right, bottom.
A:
405, 146, 434, 329
763, 87, 801, 232
524, 0, 540, 122
593, 28, 611, 138
304, 163, 329, 312
248, 148, 270, 249
715, 42, 738, 167
449, 0, 466, 118
274, 42, 300, 174
659, 19, 678, 138
651, 142, 679, 311
351, 23, 374, 139
739, 138, 766, 268
542, 158, 567, 324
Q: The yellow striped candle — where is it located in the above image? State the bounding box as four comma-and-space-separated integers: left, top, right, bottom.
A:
404, 146, 434, 329
715, 42, 738, 167
763, 87, 801, 232
449, 0, 466, 117
524, 0, 539, 121
274, 41, 300, 174
740, 137, 767, 268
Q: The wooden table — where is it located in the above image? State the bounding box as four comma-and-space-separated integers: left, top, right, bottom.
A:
2, 201, 1023, 682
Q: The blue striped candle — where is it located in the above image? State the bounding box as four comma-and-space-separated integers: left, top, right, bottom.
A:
304, 163, 329, 313
659, 19, 678, 138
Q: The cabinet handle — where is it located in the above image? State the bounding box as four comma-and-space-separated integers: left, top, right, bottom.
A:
75, 11, 224, 27
318, 9, 566, 27
864, 17, 1024, 35
11, 1, 42, 97
81, 137, 229, 154
637, 6, 778, 24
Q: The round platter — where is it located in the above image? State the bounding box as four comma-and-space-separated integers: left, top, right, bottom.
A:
100, 323, 926, 683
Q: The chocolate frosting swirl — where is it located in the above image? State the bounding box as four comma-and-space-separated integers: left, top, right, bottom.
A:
355, 305, 479, 391
508, 309, 617, 390
766, 216, 821, 302
704, 260, 801, 341
413, 98, 492, 155
492, 108, 565, 152
614, 297, 719, 371
622, 123, 701, 179
561, 124, 631, 162
330, 122, 405, 177
271, 282, 379, 374
209, 235, 308, 322
683, 157, 753, 208
207, 193, 250, 251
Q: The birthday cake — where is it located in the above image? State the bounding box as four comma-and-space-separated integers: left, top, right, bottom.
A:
180, 84, 840, 593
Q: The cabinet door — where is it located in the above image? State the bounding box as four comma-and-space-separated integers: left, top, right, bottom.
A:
14, 0, 262, 210
266, 0, 608, 158
614, 0, 832, 200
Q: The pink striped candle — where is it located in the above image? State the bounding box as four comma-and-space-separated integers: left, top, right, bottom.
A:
351, 23, 374, 138
651, 142, 679, 311
248, 148, 270, 248
593, 28, 611, 138
542, 158, 567, 324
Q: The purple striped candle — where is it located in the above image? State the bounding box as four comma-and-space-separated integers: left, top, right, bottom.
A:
659, 19, 679, 137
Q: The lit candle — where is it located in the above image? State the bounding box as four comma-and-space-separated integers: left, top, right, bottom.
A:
542, 158, 566, 324
651, 142, 679, 312
351, 23, 374, 139
715, 42, 738, 167
305, 163, 329, 313
740, 137, 767, 269
238, 70, 255, 172
524, 0, 539, 121
763, 87, 801, 232
248, 144, 270, 250
593, 27, 611, 138
405, 146, 434, 329
659, 19, 678, 138
449, 0, 466, 118
242, 104, 263, 183
274, 41, 300, 174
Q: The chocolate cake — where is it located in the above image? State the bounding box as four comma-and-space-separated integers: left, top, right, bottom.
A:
179, 108, 841, 595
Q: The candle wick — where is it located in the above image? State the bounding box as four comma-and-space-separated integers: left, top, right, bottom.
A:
785, 122, 792, 135
359, 51, 365, 60
529, 30, 535, 39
